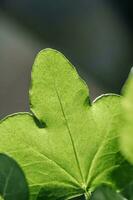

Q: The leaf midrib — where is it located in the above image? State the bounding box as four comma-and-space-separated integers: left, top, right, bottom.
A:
53, 81, 84, 182
49, 57, 85, 186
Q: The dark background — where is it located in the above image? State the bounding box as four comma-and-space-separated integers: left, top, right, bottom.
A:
0, 0, 133, 119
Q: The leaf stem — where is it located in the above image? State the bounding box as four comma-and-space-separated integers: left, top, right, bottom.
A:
84, 191, 91, 200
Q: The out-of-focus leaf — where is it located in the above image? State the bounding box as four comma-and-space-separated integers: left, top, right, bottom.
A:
122, 181, 133, 200
0, 154, 29, 200
120, 70, 133, 164
90, 185, 124, 200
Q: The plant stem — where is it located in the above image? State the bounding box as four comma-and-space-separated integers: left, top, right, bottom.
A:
85, 191, 91, 200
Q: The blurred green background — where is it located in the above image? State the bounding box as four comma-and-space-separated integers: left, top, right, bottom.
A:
0, 0, 133, 119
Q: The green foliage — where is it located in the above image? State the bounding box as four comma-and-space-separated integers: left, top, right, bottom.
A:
0, 49, 132, 199
91, 185, 124, 200
120, 69, 133, 164
122, 181, 133, 200
0, 154, 29, 200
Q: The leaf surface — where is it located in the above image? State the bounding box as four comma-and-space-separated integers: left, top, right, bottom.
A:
0, 154, 29, 200
0, 49, 129, 199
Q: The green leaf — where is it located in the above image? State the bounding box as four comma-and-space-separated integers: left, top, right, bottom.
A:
111, 159, 133, 199
0, 154, 29, 200
90, 185, 124, 200
122, 181, 133, 200
0, 49, 129, 199
120, 69, 133, 164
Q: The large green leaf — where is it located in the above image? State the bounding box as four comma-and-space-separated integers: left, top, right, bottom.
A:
0, 154, 29, 200
120, 70, 133, 164
0, 49, 129, 199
